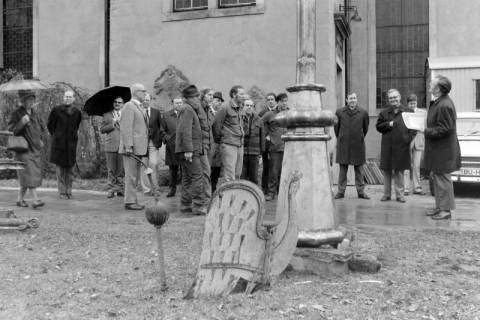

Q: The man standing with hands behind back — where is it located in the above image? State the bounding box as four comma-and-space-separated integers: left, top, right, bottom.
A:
334, 92, 370, 200
47, 90, 82, 200
119, 83, 149, 210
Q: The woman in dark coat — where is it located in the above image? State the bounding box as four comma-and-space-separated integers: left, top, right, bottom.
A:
423, 75, 461, 220
376, 89, 414, 202
7, 93, 46, 208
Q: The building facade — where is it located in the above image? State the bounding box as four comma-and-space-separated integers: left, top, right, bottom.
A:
2, 0, 480, 160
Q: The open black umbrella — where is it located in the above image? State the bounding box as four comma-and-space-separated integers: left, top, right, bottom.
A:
83, 86, 131, 116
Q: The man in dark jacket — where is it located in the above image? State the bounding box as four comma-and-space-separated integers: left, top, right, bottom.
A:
258, 93, 277, 193
47, 90, 82, 199
140, 93, 163, 196
424, 75, 461, 220
176, 85, 209, 215
213, 85, 246, 184
376, 89, 414, 203
262, 93, 288, 201
334, 93, 370, 199
241, 98, 265, 185
160, 96, 182, 197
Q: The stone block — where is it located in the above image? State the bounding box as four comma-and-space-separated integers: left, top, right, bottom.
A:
348, 253, 382, 273
287, 247, 353, 276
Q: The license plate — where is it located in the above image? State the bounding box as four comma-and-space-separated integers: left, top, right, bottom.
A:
460, 168, 480, 176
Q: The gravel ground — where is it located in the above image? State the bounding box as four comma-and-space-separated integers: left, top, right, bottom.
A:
0, 187, 479, 320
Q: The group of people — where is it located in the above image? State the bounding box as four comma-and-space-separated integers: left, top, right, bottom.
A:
101, 83, 290, 214
8, 75, 460, 221
334, 75, 460, 220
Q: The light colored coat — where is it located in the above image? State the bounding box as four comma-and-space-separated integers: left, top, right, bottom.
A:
118, 100, 149, 156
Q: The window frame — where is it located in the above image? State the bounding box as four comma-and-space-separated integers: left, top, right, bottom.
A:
173, 0, 209, 12
217, 0, 256, 9
476, 79, 480, 111
163, 0, 264, 22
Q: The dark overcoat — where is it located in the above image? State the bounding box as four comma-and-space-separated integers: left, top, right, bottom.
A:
262, 109, 287, 152
160, 109, 179, 166
148, 108, 163, 149
47, 105, 82, 167
242, 113, 266, 156
334, 106, 369, 165
376, 106, 414, 170
424, 94, 461, 173
175, 104, 203, 156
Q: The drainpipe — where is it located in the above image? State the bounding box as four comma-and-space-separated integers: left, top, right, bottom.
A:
104, 0, 110, 87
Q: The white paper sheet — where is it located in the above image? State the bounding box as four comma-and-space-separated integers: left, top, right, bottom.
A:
402, 111, 426, 131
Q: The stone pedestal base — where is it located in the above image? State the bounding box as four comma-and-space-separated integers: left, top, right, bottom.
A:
288, 247, 353, 276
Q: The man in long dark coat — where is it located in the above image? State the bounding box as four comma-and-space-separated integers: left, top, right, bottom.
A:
334, 92, 370, 199
376, 89, 414, 203
160, 96, 182, 197
47, 90, 82, 199
424, 75, 461, 220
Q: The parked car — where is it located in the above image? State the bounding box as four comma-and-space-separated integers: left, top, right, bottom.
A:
451, 112, 480, 183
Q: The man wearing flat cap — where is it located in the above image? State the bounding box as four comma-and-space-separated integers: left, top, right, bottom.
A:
423, 75, 461, 220
176, 84, 210, 215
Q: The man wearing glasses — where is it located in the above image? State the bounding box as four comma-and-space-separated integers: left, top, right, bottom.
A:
101, 96, 125, 198
119, 83, 149, 210
376, 88, 415, 203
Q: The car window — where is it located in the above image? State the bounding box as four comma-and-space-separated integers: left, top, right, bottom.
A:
457, 118, 480, 135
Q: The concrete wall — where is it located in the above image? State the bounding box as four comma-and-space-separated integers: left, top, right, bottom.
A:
109, 0, 339, 113
37, 1, 104, 91
430, 0, 480, 58
348, 0, 381, 159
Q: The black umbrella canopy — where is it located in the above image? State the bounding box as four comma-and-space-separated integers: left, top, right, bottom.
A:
83, 86, 131, 116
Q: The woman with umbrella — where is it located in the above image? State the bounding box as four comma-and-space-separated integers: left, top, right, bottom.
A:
7, 91, 46, 208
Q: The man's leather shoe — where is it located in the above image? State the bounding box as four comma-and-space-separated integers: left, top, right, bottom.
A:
180, 206, 192, 213
425, 208, 441, 216
265, 194, 275, 201
59, 194, 68, 200
107, 191, 115, 198
67, 194, 74, 199
31, 200, 45, 209
166, 189, 176, 197
431, 210, 451, 220
117, 191, 124, 197
334, 193, 344, 199
380, 196, 391, 201
358, 193, 370, 200
413, 190, 426, 195
125, 203, 144, 210
404, 191, 409, 196
16, 200, 28, 207
396, 197, 406, 203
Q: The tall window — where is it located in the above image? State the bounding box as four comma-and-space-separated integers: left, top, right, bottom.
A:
376, 0, 429, 108
174, 0, 208, 11
476, 80, 480, 111
3, 0, 33, 78
219, 0, 256, 7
